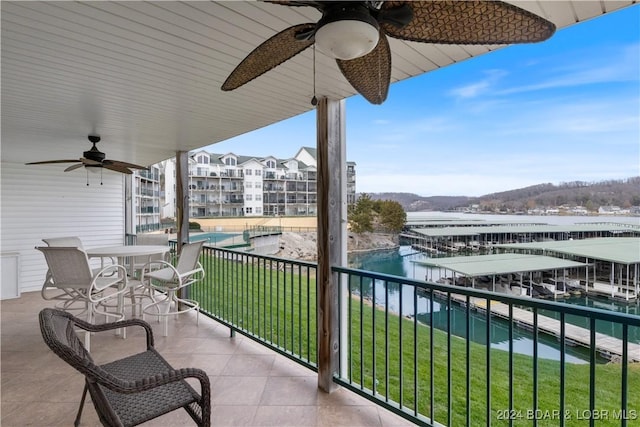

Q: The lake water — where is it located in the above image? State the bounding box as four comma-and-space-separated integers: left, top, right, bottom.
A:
348, 214, 640, 363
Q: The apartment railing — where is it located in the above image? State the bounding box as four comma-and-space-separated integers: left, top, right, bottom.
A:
188, 247, 639, 427
333, 266, 640, 427
134, 223, 162, 233
194, 246, 318, 370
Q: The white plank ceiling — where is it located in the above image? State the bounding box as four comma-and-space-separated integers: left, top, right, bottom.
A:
2, 1, 636, 167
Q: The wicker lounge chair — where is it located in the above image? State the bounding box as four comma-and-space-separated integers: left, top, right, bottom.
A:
39, 308, 211, 427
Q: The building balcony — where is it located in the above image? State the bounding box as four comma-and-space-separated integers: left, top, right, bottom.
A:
3, 246, 637, 427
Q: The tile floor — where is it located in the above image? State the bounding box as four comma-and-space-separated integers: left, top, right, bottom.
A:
1, 292, 413, 426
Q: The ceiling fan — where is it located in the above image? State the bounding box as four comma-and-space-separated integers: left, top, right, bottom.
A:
221, 1, 556, 104
25, 135, 149, 175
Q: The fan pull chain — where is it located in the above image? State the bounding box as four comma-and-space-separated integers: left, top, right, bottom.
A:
311, 44, 317, 106
85, 168, 104, 185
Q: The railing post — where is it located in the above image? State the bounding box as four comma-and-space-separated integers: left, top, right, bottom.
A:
316, 97, 347, 393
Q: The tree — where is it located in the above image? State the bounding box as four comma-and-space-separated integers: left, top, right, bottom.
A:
348, 195, 406, 236
377, 200, 406, 233
348, 193, 374, 234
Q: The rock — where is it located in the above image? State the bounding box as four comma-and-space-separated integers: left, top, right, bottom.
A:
273, 231, 398, 261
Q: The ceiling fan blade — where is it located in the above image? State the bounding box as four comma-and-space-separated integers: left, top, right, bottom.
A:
103, 163, 133, 174
381, 1, 555, 45
104, 159, 149, 170
221, 23, 316, 91
25, 159, 80, 165
80, 157, 102, 166
265, 1, 324, 8
64, 163, 84, 172
336, 31, 391, 105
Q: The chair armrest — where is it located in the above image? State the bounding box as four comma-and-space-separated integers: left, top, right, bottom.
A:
177, 263, 205, 281
72, 317, 155, 348
140, 260, 176, 275
119, 367, 210, 395
94, 263, 127, 279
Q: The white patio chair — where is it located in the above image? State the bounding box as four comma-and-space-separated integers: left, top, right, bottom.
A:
141, 241, 205, 336
36, 246, 129, 350
41, 236, 117, 311
131, 233, 170, 278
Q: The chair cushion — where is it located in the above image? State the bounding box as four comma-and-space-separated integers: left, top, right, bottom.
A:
96, 349, 200, 427
145, 267, 178, 284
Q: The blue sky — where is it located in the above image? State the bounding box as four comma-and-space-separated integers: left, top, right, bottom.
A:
207, 5, 639, 197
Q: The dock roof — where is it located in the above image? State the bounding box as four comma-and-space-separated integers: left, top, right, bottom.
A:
409, 223, 640, 238
496, 237, 640, 265
406, 220, 540, 227
413, 254, 587, 277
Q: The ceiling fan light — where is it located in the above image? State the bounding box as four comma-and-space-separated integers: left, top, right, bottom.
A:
315, 20, 379, 60
86, 165, 102, 174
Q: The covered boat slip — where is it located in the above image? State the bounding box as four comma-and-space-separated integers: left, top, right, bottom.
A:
496, 237, 640, 265
405, 219, 548, 228
412, 253, 640, 362
403, 223, 640, 253
497, 237, 640, 300
414, 253, 587, 295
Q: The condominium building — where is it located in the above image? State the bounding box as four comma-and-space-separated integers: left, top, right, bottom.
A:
131, 164, 162, 233
158, 147, 356, 219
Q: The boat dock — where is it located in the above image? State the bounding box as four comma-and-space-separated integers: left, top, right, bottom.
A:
444, 292, 640, 363
403, 222, 640, 254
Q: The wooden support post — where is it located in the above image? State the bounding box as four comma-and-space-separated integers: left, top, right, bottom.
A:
176, 151, 190, 252
176, 151, 190, 305
316, 97, 347, 393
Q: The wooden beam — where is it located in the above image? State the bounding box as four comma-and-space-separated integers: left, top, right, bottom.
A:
316, 97, 347, 393
175, 151, 190, 252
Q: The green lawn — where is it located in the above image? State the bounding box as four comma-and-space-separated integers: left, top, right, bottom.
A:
193, 253, 639, 426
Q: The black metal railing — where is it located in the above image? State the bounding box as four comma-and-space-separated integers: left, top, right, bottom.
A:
194, 246, 318, 370
333, 266, 640, 427
187, 246, 639, 427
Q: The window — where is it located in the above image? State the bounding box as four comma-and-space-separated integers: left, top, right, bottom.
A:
246, 194, 252, 201
256, 207, 262, 214
225, 157, 236, 166
255, 169, 262, 176
197, 155, 209, 164
245, 182, 251, 189
245, 207, 253, 214
245, 169, 252, 175
266, 160, 275, 168
256, 195, 262, 201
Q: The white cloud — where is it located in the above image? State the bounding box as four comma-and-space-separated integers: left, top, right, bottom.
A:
448, 69, 509, 99
449, 81, 491, 99
496, 43, 639, 96
372, 119, 391, 125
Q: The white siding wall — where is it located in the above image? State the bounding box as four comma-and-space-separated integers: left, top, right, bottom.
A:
1, 162, 125, 296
